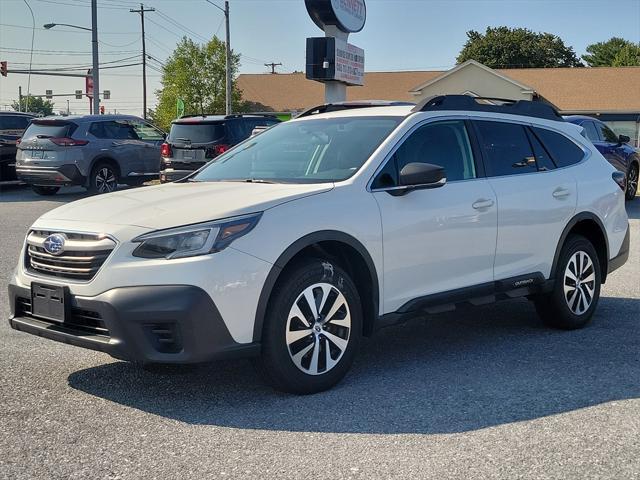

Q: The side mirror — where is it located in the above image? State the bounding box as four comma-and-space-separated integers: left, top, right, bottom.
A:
391, 162, 446, 196
618, 134, 630, 144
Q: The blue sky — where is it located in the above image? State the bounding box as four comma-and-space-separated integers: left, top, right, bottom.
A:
1, 0, 639, 115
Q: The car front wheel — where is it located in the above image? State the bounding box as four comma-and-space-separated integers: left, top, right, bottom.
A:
626, 163, 638, 201
257, 258, 362, 394
535, 234, 601, 330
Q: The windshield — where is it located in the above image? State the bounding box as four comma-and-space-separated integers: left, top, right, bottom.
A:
168, 122, 225, 144
193, 116, 401, 184
22, 121, 75, 140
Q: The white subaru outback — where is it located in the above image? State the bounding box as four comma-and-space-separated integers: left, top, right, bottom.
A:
8, 96, 630, 394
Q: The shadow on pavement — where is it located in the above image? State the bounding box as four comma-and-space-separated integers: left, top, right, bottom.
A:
68, 296, 640, 434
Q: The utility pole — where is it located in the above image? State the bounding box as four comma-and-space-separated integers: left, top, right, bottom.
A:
18, 86, 22, 112
130, 3, 155, 119
91, 0, 100, 114
264, 62, 282, 74
205, 0, 231, 114
224, 1, 231, 115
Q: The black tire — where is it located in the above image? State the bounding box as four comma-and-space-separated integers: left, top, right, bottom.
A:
256, 258, 363, 394
534, 234, 601, 330
31, 185, 60, 196
88, 162, 119, 194
626, 163, 638, 201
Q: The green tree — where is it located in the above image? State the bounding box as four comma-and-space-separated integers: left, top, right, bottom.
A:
582, 37, 638, 67
152, 36, 244, 131
12, 95, 54, 116
612, 42, 640, 67
457, 27, 582, 68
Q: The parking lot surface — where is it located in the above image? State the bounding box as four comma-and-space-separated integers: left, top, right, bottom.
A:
1, 186, 638, 480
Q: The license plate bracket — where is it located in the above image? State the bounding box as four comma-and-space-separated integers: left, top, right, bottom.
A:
31, 283, 68, 323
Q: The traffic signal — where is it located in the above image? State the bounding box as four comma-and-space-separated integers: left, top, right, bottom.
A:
0, 61, 7, 77
99, 105, 105, 115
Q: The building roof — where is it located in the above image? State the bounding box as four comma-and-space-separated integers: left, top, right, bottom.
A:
237, 66, 640, 114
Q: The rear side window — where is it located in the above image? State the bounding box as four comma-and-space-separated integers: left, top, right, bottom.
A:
581, 121, 600, 142
0, 115, 31, 134
22, 121, 75, 139
89, 121, 139, 140
168, 122, 225, 144
531, 127, 585, 168
475, 121, 537, 176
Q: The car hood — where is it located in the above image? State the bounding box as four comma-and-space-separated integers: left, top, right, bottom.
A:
40, 181, 334, 230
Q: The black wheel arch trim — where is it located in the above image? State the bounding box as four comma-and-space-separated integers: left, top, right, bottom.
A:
550, 211, 610, 282
252, 230, 380, 342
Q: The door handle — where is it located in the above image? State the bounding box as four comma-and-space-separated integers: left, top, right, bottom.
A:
552, 187, 571, 198
472, 198, 494, 209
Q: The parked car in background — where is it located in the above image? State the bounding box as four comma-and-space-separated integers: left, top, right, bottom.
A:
160, 114, 281, 182
565, 115, 639, 200
0, 111, 35, 183
15, 114, 165, 195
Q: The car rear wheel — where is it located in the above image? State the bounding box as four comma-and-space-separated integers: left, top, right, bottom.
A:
89, 162, 119, 194
31, 185, 60, 196
626, 163, 638, 201
257, 258, 362, 394
534, 234, 601, 330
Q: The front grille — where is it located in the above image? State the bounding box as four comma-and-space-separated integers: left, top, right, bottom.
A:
25, 230, 116, 281
16, 296, 109, 337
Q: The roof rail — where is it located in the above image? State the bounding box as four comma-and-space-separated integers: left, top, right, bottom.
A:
297, 100, 415, 118
175, 113, 279, 121
411, 95, 563, 122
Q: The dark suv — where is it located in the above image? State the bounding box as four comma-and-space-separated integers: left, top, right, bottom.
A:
565, 116, 639, 200
160, 114, 280, 182
0, 111, 35, 183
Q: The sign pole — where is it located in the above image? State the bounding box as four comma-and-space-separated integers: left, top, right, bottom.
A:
323, 25, 348, 103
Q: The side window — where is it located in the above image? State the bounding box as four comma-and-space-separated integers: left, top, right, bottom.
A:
525, 127, 556, 171
89, 121, 138, 140
475, 121, 536, 176
129, 120, 164, 141
393, 120, 477, 184
597, 122, 618, 143
531, 127, 585, 168
582, 121, 600, 142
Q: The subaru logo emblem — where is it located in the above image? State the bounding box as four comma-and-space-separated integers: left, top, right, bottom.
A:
43, 233, 66, 256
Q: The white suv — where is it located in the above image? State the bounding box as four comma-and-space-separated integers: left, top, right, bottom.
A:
8, 96, 630, 394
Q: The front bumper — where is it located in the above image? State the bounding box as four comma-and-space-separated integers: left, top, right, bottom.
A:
8, 283, 259, 364
16, 164, 85, 186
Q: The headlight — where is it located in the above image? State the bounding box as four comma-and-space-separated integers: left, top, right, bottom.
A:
132, 212, 262, 259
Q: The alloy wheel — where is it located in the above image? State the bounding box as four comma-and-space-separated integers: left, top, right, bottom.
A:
95, 167, 117, 193
285, 282, 351, 376
628, 165, 638, 198
563, 250, 596, 315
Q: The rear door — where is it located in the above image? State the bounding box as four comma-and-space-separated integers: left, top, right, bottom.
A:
127, 119, 165, 172
473, 119, 579, 280
88, 120, 145, 174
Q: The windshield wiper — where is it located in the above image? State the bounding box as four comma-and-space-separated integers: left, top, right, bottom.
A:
176, 137, 191, 142
243, 178, 277, 184
36, 134, 52, 139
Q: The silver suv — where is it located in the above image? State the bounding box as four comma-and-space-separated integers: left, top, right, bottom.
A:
16, 114, 165, 195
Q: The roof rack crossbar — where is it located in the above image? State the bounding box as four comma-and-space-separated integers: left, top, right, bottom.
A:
297, 100, 415, 118
411, 95, 563, 122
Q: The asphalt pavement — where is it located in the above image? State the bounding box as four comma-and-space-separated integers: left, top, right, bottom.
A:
1, 185, 638, 479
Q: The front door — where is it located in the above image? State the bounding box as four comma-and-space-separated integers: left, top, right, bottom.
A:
371, 119, 498, 313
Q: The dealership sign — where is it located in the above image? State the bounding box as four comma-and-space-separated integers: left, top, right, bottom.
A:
306, 37, 364, 86
305, 0, 366, 33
